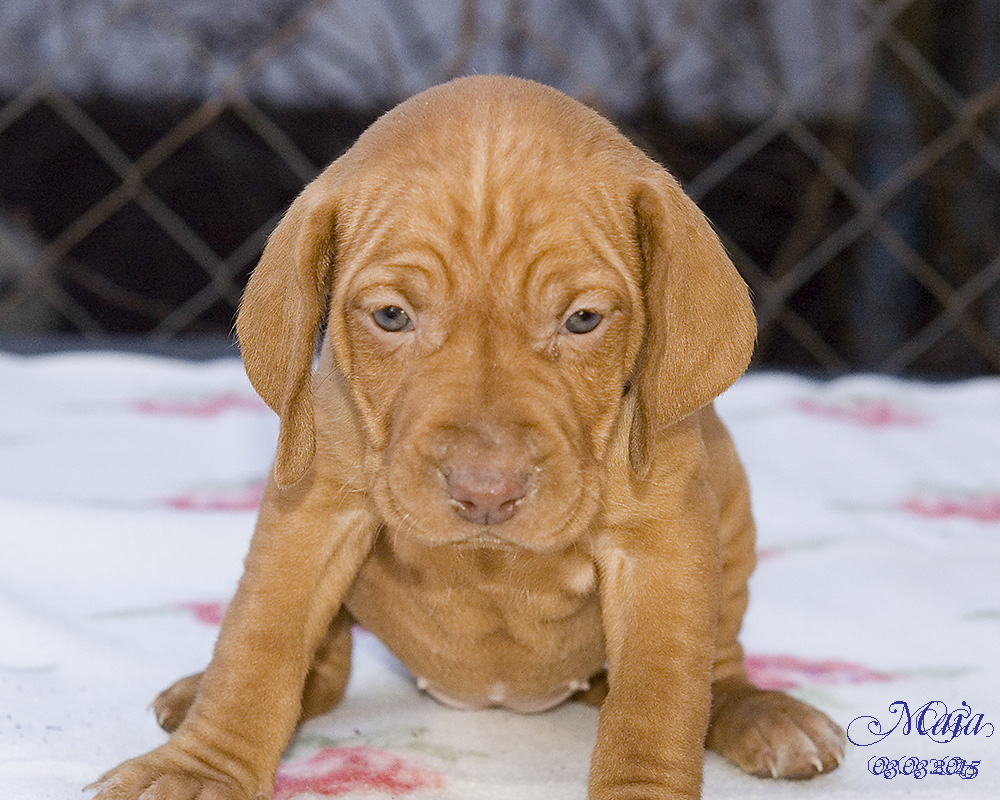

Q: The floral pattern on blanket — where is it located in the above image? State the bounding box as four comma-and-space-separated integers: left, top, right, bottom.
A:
744, 654, 895, 691
793, 396, 928, 428
132, 390, 269, 417
898, 491, 1000, 522
273, 728, 492, 799
176, 601, 228, 626
164, 477, 267, 511
274, 746, 445, 799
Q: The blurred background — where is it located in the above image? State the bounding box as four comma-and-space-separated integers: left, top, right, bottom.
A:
0, 0, 998, 375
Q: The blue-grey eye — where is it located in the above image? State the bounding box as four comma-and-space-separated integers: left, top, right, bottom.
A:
564, 309, 602, 334
373, 306, 412, 332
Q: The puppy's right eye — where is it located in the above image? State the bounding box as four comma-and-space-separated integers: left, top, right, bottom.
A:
373, 306, 412, 332
564, 309, 602, 334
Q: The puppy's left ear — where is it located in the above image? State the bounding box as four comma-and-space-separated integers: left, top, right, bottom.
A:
629, 167, 756, 472
237, 177, 339, 488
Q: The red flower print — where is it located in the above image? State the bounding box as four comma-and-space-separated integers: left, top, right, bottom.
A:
901, 493, 1000, 523
274, 747, 445, 799
174, 602, 227, 626
93, 601, 228, 626
165, 478, 266, 511
134, 391, 267, 417
794, 398, 926, 428
745, 654, 894, 691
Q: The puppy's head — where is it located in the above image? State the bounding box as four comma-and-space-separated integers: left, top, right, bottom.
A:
237, 76, 755, 551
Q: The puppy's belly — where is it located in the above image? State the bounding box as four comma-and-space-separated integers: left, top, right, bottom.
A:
417, 675, 589, 713
344, 537, 606, 712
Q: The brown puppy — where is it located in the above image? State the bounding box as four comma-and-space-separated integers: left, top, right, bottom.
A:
91, 76, 845, 800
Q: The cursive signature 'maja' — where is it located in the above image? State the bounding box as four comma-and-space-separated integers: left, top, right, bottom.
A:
848, 700, 994, 746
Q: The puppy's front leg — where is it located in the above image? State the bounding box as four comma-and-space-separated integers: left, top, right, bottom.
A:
90, 473, 378, 800
590, 419, 720, 800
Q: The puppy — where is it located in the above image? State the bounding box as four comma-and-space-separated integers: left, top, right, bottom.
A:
91, 75, 845, 800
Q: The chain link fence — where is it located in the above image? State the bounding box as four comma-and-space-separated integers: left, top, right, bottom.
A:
1, 0, 998, 374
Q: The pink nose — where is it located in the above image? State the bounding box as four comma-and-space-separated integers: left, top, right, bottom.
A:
446, 466, 528, 525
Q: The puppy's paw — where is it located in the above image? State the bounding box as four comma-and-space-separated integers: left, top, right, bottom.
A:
152, 672, 203, 733
87, 746, 256, 800
707, 685, 846, 779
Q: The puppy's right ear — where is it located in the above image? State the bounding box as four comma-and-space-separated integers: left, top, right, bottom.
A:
237, 177, 339, 488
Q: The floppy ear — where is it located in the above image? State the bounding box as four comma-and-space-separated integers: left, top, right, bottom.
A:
629, 167, 757, 473
236, 179, 339, 488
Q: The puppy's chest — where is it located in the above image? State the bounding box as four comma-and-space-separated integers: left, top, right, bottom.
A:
363, 535, 599, 626
346, 533, 603, 658
345, 534, 605, 710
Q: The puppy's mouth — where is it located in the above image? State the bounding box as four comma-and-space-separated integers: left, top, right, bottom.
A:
456, 531, 513, 549
371, 447, 596, 553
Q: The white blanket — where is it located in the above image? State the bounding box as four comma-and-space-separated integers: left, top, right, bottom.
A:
1, 352, 997, 799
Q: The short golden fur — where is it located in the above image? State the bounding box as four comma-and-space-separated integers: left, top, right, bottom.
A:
91, 76, 845, 800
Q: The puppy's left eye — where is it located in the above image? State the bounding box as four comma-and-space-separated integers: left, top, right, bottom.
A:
372, 306, 412, 332
564, 309, 602, 334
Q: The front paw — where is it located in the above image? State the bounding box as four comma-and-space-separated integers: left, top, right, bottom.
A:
88, 746, 258, 800
707, 683, 846, 779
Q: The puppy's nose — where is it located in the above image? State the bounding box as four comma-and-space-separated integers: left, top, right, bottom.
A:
446, 466, 528, 525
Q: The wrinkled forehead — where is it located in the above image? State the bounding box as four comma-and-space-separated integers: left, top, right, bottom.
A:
336, 136, 639, 304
